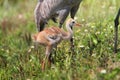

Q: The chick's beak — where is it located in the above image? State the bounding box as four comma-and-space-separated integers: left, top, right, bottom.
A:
75, 22, 81, 27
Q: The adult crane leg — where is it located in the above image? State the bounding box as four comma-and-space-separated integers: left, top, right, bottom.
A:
58, 8, 70, 28
70, 3, 80, 19
114, 8, 120, 53
34, 1, 45, 32
37, 20, 45, 32
70, 3, 80, 53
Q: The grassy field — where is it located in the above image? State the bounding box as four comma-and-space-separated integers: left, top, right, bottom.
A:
0, 0, 120, 80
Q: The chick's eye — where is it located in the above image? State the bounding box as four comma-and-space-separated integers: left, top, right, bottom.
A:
72, 21, 75, 24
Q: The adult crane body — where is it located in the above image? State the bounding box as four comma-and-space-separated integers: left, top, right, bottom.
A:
34, 0, 82, 31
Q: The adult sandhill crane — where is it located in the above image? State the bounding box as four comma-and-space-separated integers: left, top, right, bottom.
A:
32, 18, 80, 70
34, 0, 82, 52
34, 0, 82, 31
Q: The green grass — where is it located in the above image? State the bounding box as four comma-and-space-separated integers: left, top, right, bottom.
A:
0, 0, 120, 80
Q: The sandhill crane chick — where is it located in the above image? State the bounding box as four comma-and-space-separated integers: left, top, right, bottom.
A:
32, 18, 80, 70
